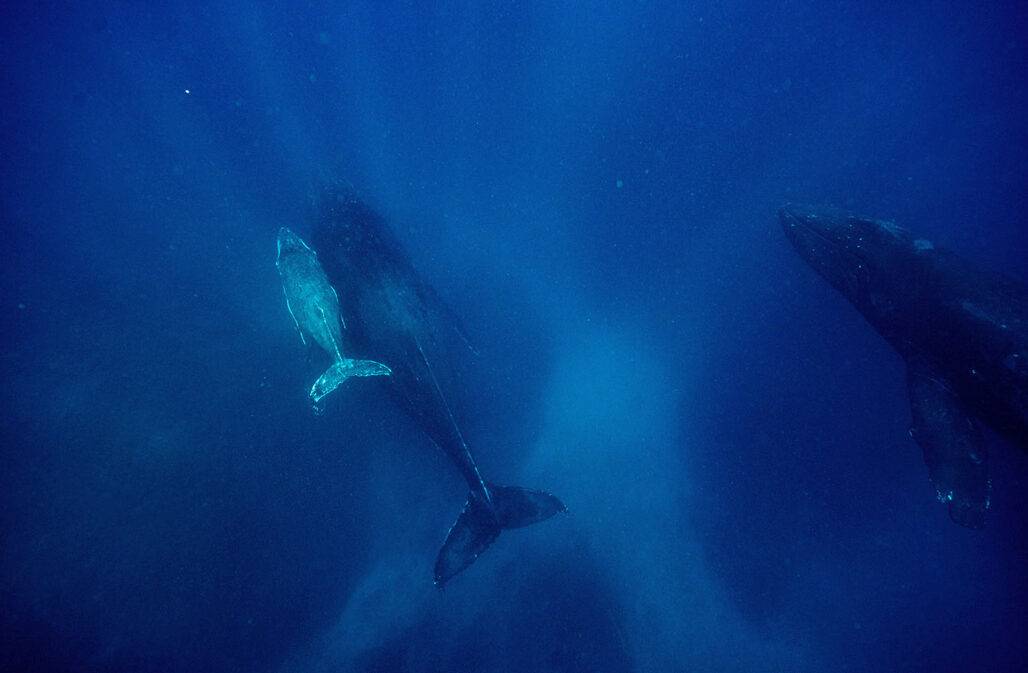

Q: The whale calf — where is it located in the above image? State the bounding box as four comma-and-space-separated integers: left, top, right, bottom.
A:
276, 227, 391, 406
781, 204, 1027, 527
309, 192, 565, 585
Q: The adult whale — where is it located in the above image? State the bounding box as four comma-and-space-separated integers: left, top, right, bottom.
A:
310, 191, 565, 585
781, 204, 1027, 528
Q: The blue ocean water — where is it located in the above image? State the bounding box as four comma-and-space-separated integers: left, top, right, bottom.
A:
1, 2, 1025, 672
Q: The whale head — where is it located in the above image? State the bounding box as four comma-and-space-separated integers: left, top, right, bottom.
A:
779, 204, 932, 327
276, 227, 313, 264
277, 227, 310, 255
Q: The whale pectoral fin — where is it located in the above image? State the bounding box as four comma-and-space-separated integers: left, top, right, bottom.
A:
420, 283, 479, 356
329, 285, 346, 329
452, 320, 479, 356
283, 294, 307, 346
314, 304, 344, 361
906, 360, 991, 528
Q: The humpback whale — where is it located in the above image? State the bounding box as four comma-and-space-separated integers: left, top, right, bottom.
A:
276, 228, 391, 405
781, 204, 1027, 527
309, 192, 565, 585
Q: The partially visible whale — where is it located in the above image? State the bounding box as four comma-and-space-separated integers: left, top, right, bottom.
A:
781, 204, 1027, 527
276, 227, 391, 405
309, 192, 565, 586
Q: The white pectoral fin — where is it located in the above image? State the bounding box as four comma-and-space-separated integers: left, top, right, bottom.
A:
330, 284, 346, 329
906, 358, 990, 528
283, 292, 307, 346
453, 321, 479, 356
315, 304, 344, 361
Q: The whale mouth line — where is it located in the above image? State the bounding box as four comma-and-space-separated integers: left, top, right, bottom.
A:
787, 212, 841, 254
785, 211, 871, 291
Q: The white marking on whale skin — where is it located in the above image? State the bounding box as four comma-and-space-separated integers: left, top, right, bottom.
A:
913, 238, 934, 252
960, 300, 1006, 328
878, 219, 909, 239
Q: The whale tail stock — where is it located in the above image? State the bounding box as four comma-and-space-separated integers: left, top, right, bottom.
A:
309, 358, 392, 405
434, 483, 566, 586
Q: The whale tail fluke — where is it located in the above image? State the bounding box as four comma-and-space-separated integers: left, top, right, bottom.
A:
434, 484, 566, 587
309, 358, 391, 404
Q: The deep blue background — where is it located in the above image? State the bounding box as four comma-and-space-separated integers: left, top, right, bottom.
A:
2, 2, 1026, 672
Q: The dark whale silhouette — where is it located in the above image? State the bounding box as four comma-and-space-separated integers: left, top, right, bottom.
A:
781, 204, 1027, 528
310, 191, 565, 585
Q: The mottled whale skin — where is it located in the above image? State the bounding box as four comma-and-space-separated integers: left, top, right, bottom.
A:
781, 204, 1027, 527
309, 192, 565, 585
276, 227, 391, 405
